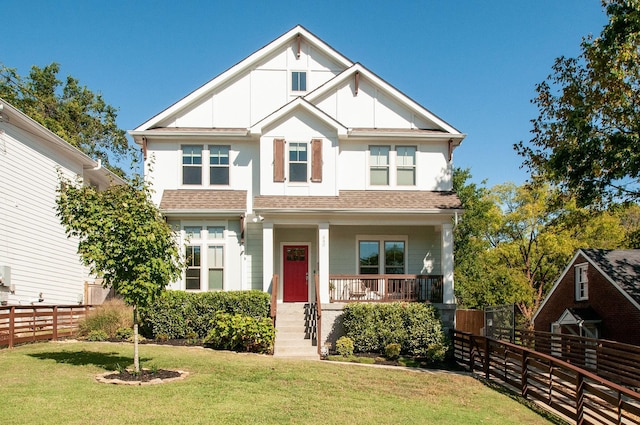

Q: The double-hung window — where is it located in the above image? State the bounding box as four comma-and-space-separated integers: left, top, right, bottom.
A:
207, 226, 224, 291
292, 71, 307, 92
396, 146, 416, 186
289, 142, 308, 182
359, 241, 380, 275
209, 145, 230, 185
370, 146, 390, 185
575, 263, 588, 300
185, 245, 201, 290
182, 145, 203, 185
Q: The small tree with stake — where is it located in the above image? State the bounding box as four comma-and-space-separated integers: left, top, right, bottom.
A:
56, 174, 183, 373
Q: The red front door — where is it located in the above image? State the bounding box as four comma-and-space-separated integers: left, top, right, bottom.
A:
283, 245, 308, 302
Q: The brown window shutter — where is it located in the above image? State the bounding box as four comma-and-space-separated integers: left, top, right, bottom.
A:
311, 138, 322, 182
273, 138, 285, 182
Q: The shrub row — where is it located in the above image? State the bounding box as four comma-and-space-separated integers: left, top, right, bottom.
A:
140, 290, 271, 339
341, 302, 449, 362
203, 312, 275, 354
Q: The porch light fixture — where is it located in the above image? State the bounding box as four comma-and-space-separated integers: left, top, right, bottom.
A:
252, 215, 264, 223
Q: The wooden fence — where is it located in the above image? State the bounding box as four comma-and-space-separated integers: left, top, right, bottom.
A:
455, 309, 484, 335
0, 305, 93, 348
453, 330, 640, 424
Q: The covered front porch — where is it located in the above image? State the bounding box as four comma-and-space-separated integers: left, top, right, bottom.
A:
260, 221, 454, 306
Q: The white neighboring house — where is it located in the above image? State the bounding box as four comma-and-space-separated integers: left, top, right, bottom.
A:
0, 98, 124, 306
129, 25, 465, 331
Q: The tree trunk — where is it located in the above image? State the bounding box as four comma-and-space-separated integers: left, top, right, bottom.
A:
133, 305, 140, 373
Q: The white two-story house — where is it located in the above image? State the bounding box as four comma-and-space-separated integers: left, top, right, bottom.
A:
130, 25, 465, 343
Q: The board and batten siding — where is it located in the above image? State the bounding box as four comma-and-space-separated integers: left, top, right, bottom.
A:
245, 223, 263, 290
0, 121, 91, 305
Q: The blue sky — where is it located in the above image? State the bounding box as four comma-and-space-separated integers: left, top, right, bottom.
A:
4, 1, 608, 186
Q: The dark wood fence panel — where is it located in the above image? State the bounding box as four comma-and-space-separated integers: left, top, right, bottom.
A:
455, 309, 484, 335
0, 305, 93, 348
454, 331, 640, 425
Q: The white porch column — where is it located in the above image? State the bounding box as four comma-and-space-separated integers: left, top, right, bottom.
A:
262, 222, 274, 295
318, 223, 330, 304
441, 223, 455, 304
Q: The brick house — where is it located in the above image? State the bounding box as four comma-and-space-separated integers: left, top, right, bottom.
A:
533, 249, 640, 346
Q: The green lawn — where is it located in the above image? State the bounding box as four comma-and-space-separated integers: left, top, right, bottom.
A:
0, 342, 561, 425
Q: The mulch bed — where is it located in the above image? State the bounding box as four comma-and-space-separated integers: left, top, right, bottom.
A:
103, 368, 182, 382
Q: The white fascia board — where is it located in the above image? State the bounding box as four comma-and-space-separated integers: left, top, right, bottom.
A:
1, 98, 124, 184
250, 97, 348, 136
133, 25, 354, 132
129, 128, 250, 144
533, 250, 583, 323
346, 129, 467, 141
305, 63, 464, 136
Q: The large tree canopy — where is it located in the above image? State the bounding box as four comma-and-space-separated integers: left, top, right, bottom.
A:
517, 0, 640, 206
56, 175, 183, 371
0, 62, 134, 176
453, 170, 629, 327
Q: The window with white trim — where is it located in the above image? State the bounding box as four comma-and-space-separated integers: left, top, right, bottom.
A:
185, 245, 201, 290
209, 145, 230, 185
358, 236, 407, 275
291, 71, 307, 92
369, 146, 390, 185
207, 245, 224, 290
369, 145, 418, 187
182, 145, 202, 185
289, 142, 308, 182
396, 146, 416, 186
183, 223, 226, 291
575, 263, 588, 301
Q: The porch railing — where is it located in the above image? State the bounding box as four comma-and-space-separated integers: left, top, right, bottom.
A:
329, 275, 443, 303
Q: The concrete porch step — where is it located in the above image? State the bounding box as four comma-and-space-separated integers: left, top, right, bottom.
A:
274, 302, 319, 359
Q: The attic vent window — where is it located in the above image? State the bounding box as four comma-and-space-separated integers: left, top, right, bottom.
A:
575, 263, 588, 301
292, 71, 307, 92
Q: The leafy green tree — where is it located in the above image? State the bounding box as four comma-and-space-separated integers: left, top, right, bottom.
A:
454, 172, 626, 326
56, 175, 183, 372
0, 62, 133, 176
517, 0, 640, 206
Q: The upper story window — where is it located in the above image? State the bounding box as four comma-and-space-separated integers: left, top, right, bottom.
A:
182, 145, 202, 185
289, 142, 308, 182
369, 146, 390, 185
292, 71, 307, 92
369, 145, 417, 187
396, 146, 416, 186
209, 145, 230, 185
575, 263, 588, 301
207, 226, 224, 239
184, 226, 202, 239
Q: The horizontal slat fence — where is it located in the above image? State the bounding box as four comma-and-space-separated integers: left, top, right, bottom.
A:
454, 331, 640, 425
0, 305, 93, 348
490, 328, 640, 390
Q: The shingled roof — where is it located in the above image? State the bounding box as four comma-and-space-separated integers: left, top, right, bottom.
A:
581, 249, 640, 306
254, 190, 461, 211
160, 190, 247, 211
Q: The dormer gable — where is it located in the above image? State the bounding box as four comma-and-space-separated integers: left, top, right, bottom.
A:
305, 63, 462, 137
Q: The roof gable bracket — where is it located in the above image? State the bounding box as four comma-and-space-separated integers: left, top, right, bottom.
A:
448, 139, 453, 162
355, 71, 360, 96
142, 136, 148, 160
297, 34, 301, 59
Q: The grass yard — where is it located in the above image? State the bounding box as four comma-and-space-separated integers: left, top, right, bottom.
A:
0, 341, 561, 425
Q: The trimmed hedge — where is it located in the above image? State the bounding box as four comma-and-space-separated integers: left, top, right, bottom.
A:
140, 290, 270, 339
342, 302, 449, 362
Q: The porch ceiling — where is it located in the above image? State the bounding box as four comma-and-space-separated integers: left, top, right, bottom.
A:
254, 190, 461, 212
160, 189, 247, 212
